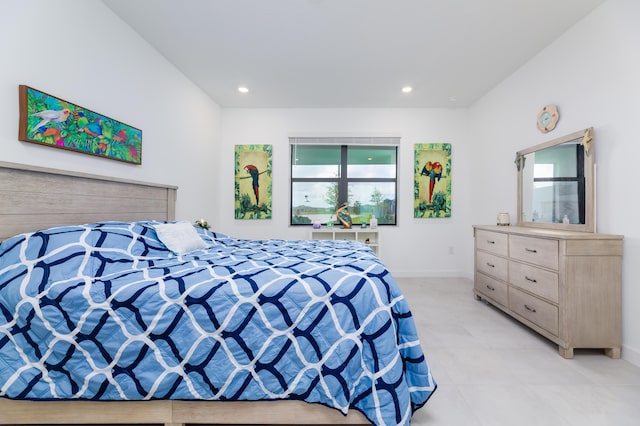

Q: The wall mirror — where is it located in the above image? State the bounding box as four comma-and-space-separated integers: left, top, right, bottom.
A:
516, 127, 595, 232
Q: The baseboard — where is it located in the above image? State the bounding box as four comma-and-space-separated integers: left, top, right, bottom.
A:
623, 343, 640, 367
389, 269, 463, 278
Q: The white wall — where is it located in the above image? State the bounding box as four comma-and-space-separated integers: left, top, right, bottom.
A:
0, 0, 222, 223
469, 0, 640, 363
218, 108, 474, 276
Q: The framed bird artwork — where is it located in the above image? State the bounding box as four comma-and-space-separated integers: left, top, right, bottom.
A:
18, 85, 142, 164
234, 144, 273, 219
414, 143, 452, 218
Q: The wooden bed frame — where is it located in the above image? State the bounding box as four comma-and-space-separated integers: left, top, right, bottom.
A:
0, 161, 177, 242
0, 161, 369, 425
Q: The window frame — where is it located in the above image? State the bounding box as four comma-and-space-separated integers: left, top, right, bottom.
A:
290, 143, 398, 226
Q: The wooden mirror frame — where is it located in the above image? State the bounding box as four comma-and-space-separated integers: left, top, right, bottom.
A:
516, 127, 595, 233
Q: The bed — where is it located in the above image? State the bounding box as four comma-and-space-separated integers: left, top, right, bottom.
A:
0, 161, 436, 425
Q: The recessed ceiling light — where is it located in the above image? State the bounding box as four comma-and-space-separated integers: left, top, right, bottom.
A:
238, 86, 249, 93
402, 86, 413, 93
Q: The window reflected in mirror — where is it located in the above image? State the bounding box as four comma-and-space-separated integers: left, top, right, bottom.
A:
522, 143, 585, 224
517, 128, 594, 232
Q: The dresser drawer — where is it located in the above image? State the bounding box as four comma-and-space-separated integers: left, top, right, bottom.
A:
475, 272, 508, 307
509, 287, 559, 336
476, 230, 508, 256
510, 261, 559, 303
476, 251, 508, 282
509, 235, 559, 270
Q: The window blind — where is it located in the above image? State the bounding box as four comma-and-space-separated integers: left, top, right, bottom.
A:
289, 136, 400, 146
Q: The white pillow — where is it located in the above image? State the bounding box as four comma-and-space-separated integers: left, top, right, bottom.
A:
154, 221, 207, 254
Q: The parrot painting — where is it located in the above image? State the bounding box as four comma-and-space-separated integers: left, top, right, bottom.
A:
78, 119, 103, 138
30, 108, 71, 134
96, 140, 110, 155
113, 129, 128, 142
41, 127, 65, 147
129, 145, 139, 162
74, 111, 89, 128
244, 164, 260, 204
101, 120, 114, 139
421, 161, 443, 203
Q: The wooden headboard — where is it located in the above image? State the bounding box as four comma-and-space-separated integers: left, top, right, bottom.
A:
0, 161, 177, 241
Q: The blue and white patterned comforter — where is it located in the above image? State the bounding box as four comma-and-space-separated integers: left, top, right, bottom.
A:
0, 221, 436, 425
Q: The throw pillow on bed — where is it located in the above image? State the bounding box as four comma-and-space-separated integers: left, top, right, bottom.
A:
154, 221, 208, 254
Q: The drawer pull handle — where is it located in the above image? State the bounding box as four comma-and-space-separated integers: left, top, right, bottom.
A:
525, 276, 537, 283
524, 304, 537, 313
487, 240, 495, 244
486, 284, 495, 291
486, 262, 495, 268
525, 248, 538, 253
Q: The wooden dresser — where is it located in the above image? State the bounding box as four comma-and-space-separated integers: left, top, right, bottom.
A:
473, 225, 623, 358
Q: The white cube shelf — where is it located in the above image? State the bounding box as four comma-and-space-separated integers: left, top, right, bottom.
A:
309, 228, 380, 257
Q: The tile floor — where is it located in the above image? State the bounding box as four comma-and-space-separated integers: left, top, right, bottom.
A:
401, 277, 640, 426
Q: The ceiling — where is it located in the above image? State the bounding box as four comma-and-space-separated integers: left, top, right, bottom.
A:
102, 0, 605, 108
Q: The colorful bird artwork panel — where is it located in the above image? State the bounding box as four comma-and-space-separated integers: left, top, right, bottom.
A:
18, 85, 142, 164
414, 143, 452, 218
234, 144, 273, 219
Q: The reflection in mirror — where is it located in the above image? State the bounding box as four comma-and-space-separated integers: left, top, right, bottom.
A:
522, 143, 584, 224
517, 128, 594, 232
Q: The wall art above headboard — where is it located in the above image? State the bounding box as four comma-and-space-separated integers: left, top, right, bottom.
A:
18, 85, 143, 164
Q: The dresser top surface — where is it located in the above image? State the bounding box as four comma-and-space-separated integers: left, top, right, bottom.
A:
473, 225, 623, 240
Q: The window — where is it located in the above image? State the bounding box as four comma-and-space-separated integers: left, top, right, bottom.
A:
290, 137, 398, 226
532, 143, 585, 224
